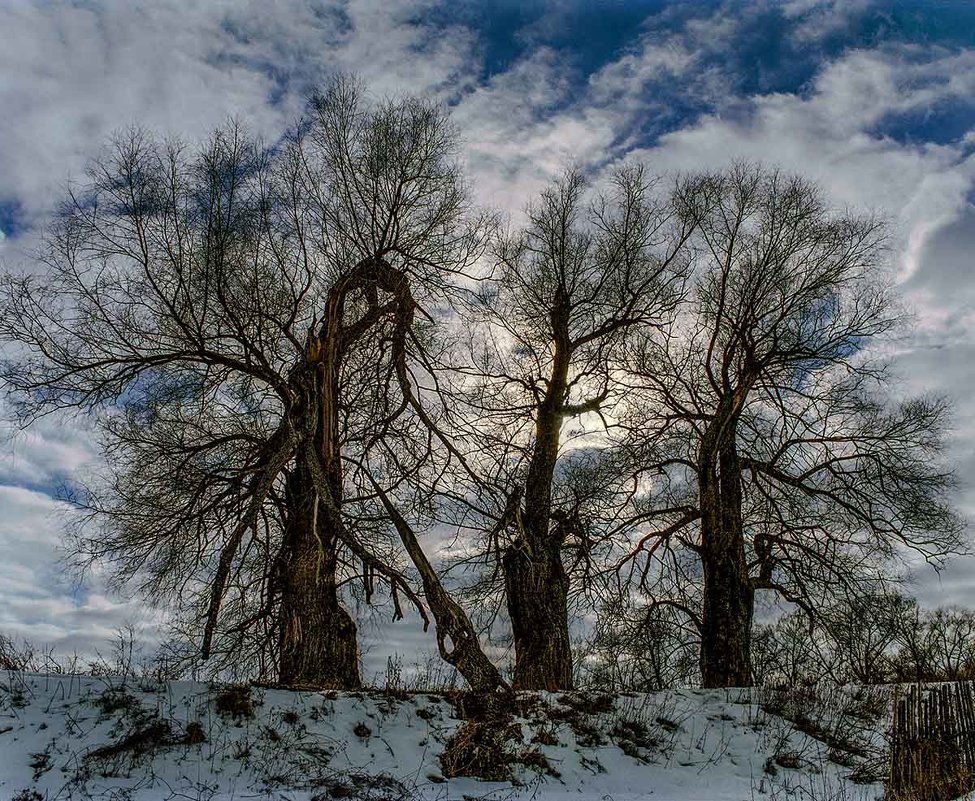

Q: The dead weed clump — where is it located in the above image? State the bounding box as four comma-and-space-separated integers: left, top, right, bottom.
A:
440, 716, 523, 781
184, 720, 207, 745
557, 692, 615, 716
547, 699, 607, 748
440, 691, 573, 781
10, 790, 44, 801
440, 690, 524, 782
91, 686, 140, 717
308, 772, 412, 801
214, 684, 256, 721
610, 718, 659, 762
88, 719, 175, 761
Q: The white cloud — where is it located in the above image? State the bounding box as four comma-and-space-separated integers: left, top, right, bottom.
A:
619, 48, 975, 278
783, 0, 875, 43
0, 0, 477, 232
452, 47, 602, 212
0, 485, 160, 653
587, 34, 697, 106
0, 407, 98, 491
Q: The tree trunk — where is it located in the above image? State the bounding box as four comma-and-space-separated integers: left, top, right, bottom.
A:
699, 546, 753, 687
276, 257, 418, 689
503, 540, 573, 689
370, 478, 507, 694
503, 310, 574, 690
278, 458, 361, 689
698, 439, 754, 688
277, 310, 362, 689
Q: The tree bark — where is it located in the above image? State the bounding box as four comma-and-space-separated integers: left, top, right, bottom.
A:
698, 437, 754, 688
278, 458, 361, 688
502, 298, 574, 690
277, 287, 361, 688
503, 540, 573, 689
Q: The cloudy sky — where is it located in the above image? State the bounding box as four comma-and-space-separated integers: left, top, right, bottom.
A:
1, 0, 974, 668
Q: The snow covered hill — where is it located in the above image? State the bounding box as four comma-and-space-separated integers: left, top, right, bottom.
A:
0, 672, 888, 800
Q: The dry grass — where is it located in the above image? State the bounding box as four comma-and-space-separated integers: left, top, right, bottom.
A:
888, 740, 975, 801
214, 684, 256, 720
439, 717, 522, 781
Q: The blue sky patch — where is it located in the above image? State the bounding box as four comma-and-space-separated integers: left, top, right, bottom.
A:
0, 198, 24, 239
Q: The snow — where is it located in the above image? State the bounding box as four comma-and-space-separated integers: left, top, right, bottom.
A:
0, 672, 887, 800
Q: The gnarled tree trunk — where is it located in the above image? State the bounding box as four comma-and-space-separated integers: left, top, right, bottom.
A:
278, 458, 360, 688
277, 279, 361, 689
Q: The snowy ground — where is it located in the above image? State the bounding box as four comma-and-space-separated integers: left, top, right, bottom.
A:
0, 672, 889, 800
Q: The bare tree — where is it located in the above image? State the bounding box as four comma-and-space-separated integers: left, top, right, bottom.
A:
622, 164, 963, 687
891, 602, 975, 682
457, 166, 690, 689
751, 611, 823, 688
822, 593, 909, 684
0, 78, 501, 691
723, 595, 975, 687
582, 593, 699, 690
923, 608, 975, 680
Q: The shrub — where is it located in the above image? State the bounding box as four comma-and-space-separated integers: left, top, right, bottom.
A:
214, 685, 255, 720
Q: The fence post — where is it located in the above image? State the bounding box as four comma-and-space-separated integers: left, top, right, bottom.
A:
889, 682, 975, 801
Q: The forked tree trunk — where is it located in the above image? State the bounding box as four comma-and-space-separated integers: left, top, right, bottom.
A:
277, 300, 361, 688
278, 459, 361, 688
698, 440, 754, 688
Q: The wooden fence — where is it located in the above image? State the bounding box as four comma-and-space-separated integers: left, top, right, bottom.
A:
890, 682, 975, 801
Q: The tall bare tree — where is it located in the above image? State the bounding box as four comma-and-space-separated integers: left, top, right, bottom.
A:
458, 166, 691, 689
621, 164, 963, 687
0, 78, 501, 691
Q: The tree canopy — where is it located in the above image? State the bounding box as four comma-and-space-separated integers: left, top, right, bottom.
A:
0, 89, 964, 691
